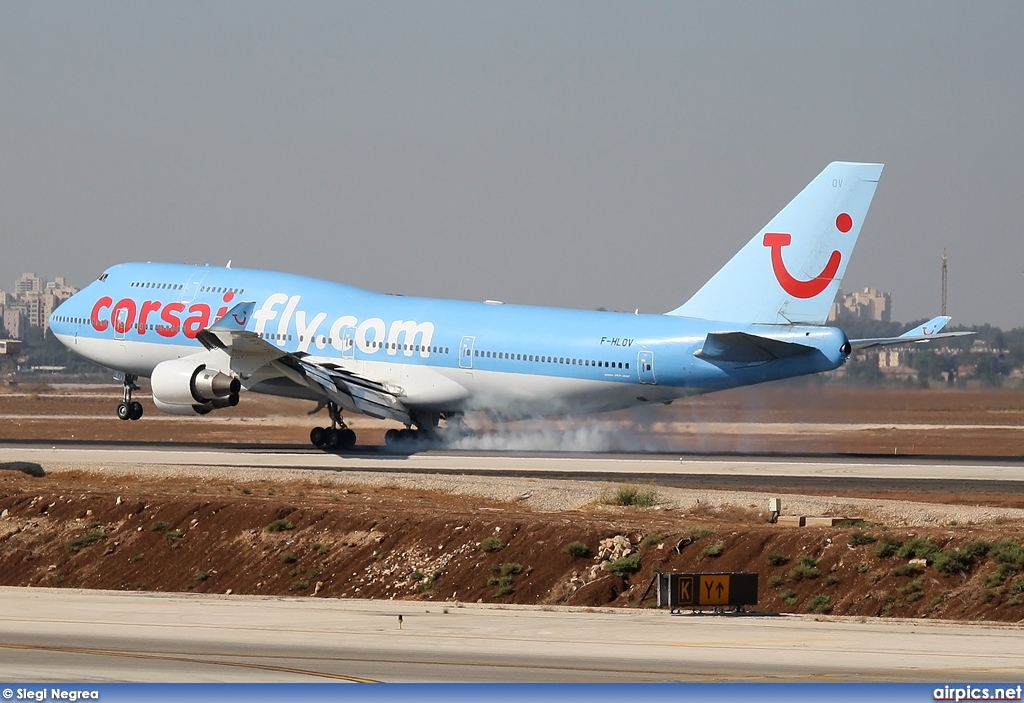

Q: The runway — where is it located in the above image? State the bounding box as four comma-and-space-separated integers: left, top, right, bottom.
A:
1, 587, 1021, 682
4, 442, 1024, 494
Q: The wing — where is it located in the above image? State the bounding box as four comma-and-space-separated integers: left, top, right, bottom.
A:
196, 302, 412, 424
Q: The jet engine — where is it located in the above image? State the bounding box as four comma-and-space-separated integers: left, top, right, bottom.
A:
151, 358, 241, 415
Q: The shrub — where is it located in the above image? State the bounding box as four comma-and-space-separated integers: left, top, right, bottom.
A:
690, 528, 715, 540
290, 580, 309, 591
899, 580, 923, 596
896, 538, 940, 562
311, 542, 331, 555
65, 531, 106, 553
890, 564, 925, 578
874, 537, 903, 559
563, 541, 590, 558
164, 530, 184, 543
767, 552, 790, 566
823, 574, 839, 586
266, 519, 294, 532
604, 553, 641, 578
499, 562, 523, 576
480, 537, 504, 553
639, 533, 666, 550
905, 591, 925, 603
151, 521, 169, 532
808, 594, 832, 613
788, 563, 820, 582
986, 563, 1018, 587
796, 554, 819, 568
780, 589, 797, 605
848, 532, 877, 547
194, 571, 210, 582
283, 553, 298, 564
991, 540, 1024, 570
606, 485, 658, 507
962, 541, 992, 559
767, 575, 783, 588
934, 549, 974, 575
494, 582, 515, 597
699, 542, 724, 559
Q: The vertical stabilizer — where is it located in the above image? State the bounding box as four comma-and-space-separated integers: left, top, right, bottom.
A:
667, 161, 883, 324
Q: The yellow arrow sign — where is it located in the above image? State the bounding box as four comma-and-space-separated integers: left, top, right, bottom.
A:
699, 575, 730, 605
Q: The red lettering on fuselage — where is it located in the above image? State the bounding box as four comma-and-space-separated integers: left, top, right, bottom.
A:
137, 300, 161, 332
158, 302, 186, 338
91, 291, 233, 340
183, 304, 211, 337
91, 296, 112, 332
111, 299, 137, 334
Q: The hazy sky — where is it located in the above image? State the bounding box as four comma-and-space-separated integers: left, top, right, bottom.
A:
3, 2, 1023, 327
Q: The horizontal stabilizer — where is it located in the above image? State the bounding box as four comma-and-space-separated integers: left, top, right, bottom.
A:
850, 316, 974, 351
695, 331, 819, 362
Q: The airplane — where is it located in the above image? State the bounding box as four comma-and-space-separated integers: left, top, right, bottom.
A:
48, 161, 967, 450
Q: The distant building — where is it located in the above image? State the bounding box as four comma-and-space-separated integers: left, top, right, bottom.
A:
6, 273, 78, 333
828, 287, 891, 323
0, 339, 22, 356
14, 273, 42, 297
3, 308, 26, 339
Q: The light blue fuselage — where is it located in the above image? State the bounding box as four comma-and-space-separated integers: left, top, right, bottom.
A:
50, 261, 848, 420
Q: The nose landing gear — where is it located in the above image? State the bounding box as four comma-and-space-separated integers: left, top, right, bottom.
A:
117, 374, 144, 421
310, 401, 356, 450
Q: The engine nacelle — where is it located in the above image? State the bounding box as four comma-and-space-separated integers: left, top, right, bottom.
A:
151, 357, 241, 414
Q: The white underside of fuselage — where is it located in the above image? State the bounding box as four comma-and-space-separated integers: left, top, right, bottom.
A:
57, 332, 689, 420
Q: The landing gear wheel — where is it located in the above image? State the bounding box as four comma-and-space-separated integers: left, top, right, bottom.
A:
309, 402, 358, 450
117, 373, 141, 421
384, 428, 401, 447
310, 427, 327, 447
325, 428, 341, 449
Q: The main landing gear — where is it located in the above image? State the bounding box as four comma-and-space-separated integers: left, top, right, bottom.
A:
310, 401, 356, 450
383, 412, 472, 450
117, 373, 144, 421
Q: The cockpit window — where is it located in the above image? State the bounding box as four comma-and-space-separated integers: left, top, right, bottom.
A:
98, 273, 109, 282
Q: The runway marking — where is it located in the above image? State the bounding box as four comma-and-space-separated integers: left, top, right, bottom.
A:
0, 642, 378, 683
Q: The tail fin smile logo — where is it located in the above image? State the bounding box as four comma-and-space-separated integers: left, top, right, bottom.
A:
762, 213, 853, 299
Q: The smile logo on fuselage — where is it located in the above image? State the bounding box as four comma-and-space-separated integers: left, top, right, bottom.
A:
762, 213, 852, 299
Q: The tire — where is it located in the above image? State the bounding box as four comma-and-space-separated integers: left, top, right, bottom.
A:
325, 428, 341, 449
384, 429, 401, 447
310, 427, 326, 447
341, 428, 357, 450
129, 401, 144, 420
117, 402, 131, 421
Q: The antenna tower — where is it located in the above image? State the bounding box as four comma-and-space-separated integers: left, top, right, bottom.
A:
941, 249, 948, 316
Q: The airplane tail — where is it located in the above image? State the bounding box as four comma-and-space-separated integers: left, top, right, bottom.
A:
667, 161, 884, 325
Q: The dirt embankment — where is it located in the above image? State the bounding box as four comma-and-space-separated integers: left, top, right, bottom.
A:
2, 469, 1023, 623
